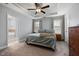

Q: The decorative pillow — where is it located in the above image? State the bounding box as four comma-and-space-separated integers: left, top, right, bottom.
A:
40, 33, 51, 37
40, 33, 54, 38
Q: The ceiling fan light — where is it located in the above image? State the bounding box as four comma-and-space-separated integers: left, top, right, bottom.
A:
36, 9, 41, 12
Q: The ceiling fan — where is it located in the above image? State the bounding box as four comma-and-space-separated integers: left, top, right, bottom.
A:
27, 3, 50, 14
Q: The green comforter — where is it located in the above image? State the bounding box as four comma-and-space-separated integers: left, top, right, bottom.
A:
26, 36, 56, 50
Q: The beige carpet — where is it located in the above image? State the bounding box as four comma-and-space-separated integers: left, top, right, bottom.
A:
0, 41, 69, 56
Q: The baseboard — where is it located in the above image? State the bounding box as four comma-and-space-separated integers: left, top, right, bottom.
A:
65, 41, 69, 44
0, 45, 7, 50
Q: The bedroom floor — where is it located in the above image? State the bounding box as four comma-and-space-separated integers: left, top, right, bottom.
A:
0, 41, 69, 56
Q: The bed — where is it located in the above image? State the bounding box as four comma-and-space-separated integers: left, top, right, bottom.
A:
25, 33, 56, 50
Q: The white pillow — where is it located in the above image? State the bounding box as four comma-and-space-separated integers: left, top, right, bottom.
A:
28, 33, 40, 37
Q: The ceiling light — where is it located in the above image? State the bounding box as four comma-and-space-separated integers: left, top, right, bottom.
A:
36, 9, 41, 12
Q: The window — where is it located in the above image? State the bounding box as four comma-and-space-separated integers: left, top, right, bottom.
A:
34, 21, 40, 33
53, 19, 62, 34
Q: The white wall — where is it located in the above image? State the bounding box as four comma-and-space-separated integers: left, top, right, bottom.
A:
65, 4, 79, 43
0, 5, 7, 49
65, 4, 79, 27
7, 8, 32, 42
17, 14, 32, 42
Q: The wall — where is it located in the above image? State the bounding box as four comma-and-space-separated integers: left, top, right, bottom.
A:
0, 5, 7, 50
17, 14, 32, 42
41, 17, 53, 31
7, 8, 32, 42
38, 16, 64, 35
0, 4, 32, 50
65, 4, 79, 43
38, 17, 53, 32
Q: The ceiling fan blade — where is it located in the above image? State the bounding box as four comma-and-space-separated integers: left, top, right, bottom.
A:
35, 3, 39, 7
41, 5, 49, 9
41, 10, 45, 14
35, 12, 37, 14
27, 9, 36, 10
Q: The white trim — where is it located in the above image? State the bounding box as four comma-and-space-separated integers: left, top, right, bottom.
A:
0, 45, 7, 50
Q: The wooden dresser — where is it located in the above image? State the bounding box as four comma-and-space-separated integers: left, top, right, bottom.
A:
69, 26, 79, 56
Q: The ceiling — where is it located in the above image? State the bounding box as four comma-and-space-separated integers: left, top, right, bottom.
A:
2, 3, 74, 19
13, 3, 58, 17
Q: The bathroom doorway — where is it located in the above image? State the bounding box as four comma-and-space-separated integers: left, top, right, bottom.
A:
7, 14, 18, 46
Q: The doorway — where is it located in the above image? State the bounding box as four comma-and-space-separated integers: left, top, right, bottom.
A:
7, 14, 18, 46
